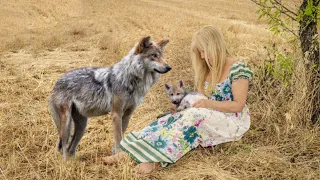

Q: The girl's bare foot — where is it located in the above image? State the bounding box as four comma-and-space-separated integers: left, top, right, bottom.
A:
133, 162, 160, 174
102, 151, 128, 165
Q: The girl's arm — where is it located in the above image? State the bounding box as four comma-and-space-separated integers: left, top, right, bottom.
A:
193, 79, 249, 113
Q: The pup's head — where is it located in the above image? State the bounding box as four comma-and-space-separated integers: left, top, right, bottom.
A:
165, 80, 186, 105
135, 36, 171, 74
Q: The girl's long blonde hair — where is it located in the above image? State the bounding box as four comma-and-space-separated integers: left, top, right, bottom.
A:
191, 25, 231, 94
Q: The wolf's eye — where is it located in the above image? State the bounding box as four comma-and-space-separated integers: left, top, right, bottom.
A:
151, 54, 158, 58
177, 93, 180, 95
170, 93, 173, 96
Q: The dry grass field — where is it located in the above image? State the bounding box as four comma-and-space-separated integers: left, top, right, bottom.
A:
0, 0, 319, 179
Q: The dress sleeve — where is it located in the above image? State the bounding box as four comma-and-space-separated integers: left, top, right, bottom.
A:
229, 62, 253, 83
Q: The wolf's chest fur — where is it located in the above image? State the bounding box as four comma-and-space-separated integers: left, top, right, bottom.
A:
103, 65, 158, 105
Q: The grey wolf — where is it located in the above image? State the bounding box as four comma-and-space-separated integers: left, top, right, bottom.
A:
157, 80, 207, 118
48, 36, 171, 159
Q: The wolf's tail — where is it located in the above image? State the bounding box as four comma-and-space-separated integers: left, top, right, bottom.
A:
48, 96, 62, 151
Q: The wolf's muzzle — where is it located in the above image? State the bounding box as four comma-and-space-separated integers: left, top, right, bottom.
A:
154, 65, 172, 74
172, 100, 180, 105
165, 65, 172, 72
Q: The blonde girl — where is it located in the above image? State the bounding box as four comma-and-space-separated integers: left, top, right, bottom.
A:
103, 25, 253, 174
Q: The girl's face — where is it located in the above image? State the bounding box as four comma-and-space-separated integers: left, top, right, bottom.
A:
198, 49, 212, 66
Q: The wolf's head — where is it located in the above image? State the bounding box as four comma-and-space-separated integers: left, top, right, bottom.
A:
135, 36, 171, 74
165, 80, 187, 105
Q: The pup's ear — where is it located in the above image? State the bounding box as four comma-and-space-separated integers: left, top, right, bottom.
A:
165, 84, 171, 91
178, 80, 183, 88
135, 36, 151, 54
158, 40, 169, 48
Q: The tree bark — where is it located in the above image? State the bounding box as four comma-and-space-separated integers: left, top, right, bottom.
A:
299, 0, 320, 124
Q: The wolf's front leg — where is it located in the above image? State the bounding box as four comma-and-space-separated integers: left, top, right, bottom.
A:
112, 113, 123, 154
122, 106, 136, 134
111, 96, 125, 154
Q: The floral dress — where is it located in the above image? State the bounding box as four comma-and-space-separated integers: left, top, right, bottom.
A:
120, 62, 253, 167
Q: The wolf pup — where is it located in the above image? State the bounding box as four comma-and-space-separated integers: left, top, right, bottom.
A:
49, 36, 171, 159
157, 80, 207, 118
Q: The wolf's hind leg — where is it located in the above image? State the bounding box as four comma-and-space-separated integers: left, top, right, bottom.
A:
48, 99, 63, 151
68, 104, 88, 156
60, 104, 73, 160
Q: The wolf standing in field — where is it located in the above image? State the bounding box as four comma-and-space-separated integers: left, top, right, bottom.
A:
103, 26, 253, 174
48, 36, 171, 159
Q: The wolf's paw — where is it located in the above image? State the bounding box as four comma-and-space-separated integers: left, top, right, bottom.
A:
67, 151, 76, 157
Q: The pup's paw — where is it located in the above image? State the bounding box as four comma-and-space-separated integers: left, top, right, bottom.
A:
170, 107, 176, 114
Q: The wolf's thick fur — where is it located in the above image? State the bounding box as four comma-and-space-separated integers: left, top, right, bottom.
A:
49, 36, 171, 159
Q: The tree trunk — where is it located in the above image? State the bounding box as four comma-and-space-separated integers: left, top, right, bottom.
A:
299, 0, 320, 124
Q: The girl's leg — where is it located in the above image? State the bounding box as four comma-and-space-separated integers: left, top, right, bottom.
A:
134, 162, 160, 174
102, 151, 129, 165
119, 109, 205, 169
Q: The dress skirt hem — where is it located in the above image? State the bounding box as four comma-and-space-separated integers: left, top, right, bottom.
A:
120, 133, 174, 167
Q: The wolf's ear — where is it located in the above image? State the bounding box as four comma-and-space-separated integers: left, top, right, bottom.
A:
178, 80, 183, 88
135, 36, 151, 54
165, 84, 171, 91
158, 40, 169, 48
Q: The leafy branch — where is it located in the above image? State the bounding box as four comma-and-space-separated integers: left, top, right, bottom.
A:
251, 0, 298, 37
251, 0, 297, 20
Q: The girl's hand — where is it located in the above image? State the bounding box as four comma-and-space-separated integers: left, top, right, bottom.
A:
192, 99, 213, 109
